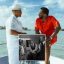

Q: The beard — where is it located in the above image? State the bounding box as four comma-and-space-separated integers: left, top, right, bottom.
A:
39, 14, 44, 18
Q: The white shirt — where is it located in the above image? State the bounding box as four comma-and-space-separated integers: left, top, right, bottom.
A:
6, 15, 23, 37
6, 15, 24, 46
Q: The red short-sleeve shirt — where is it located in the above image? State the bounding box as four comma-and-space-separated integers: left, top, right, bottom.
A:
35, 16, 59, 45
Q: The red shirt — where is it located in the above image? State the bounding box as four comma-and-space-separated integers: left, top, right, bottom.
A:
35, 16, 59, 45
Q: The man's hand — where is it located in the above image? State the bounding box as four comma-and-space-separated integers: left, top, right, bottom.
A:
46, 36, 51, 42
11, 30, 26, 36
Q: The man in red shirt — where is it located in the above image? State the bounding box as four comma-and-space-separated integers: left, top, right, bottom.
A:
35, 7, 61, 64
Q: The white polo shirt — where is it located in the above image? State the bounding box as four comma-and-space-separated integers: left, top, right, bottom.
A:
6, 15, 23, 37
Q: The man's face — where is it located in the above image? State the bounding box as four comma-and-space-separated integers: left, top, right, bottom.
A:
39, 10, 45, 18
13, 10, 22, 17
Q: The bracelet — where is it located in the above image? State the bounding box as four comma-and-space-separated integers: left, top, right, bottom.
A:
50, 36, 53, 40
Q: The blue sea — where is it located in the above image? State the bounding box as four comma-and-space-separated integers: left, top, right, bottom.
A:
0, 29, 64, 59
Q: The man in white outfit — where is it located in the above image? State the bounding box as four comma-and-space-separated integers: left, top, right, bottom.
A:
6, 4, 26, 64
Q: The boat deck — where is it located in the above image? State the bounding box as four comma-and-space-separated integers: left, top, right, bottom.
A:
0, 56, 64, 64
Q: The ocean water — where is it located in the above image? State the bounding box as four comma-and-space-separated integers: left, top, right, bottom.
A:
0, 30, 64, 59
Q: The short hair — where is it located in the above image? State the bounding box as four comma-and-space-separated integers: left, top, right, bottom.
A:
41, 7, 49, 15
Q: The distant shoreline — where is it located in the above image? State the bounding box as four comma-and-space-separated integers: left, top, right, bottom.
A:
0, 26, 34, 31
0, 26, 6, 30
61, 29, 64, 31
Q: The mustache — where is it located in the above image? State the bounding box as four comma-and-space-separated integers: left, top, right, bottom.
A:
39, 14, 43, 18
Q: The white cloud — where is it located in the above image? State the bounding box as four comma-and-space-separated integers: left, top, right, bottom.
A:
58, 0, 64, 9
43, 0, 64, 9
0, 6, 10, 17
44, 0, 53, 4
0, 6, 11, 26
12, 0, 41, 8
42, 0, 56, 8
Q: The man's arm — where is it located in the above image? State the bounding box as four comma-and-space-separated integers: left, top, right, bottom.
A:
50, 24, 61, 39
50, 16, 61, 39
11, 30, 26, 36
46, 24, 61, 43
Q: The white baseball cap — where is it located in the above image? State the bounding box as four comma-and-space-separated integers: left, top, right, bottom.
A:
12, 4, 21, 10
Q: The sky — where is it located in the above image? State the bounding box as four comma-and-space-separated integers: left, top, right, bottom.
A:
0, 0, 64, 29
